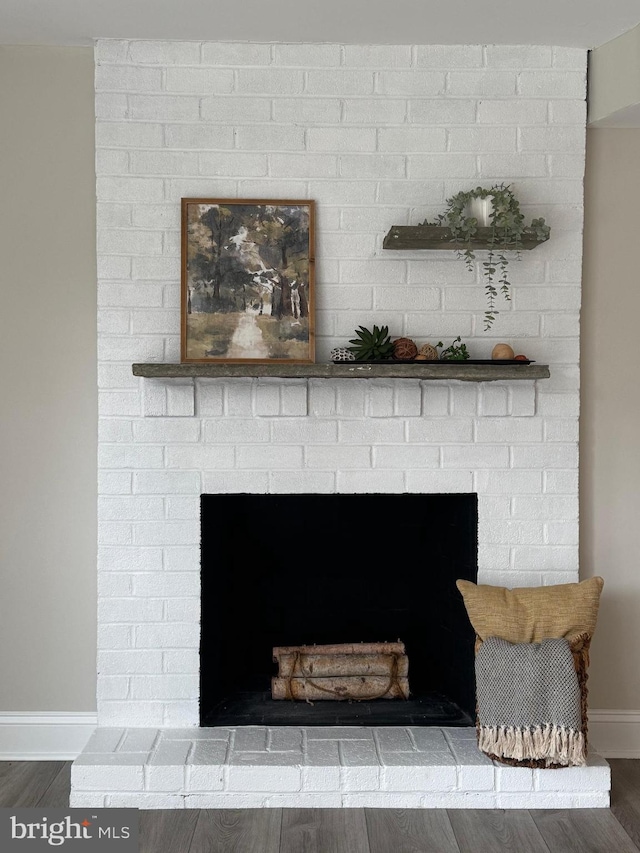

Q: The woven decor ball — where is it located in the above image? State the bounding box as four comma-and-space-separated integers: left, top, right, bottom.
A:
392, 337, 418, 360
331, 347, 356, 362
416, 343, 439, 361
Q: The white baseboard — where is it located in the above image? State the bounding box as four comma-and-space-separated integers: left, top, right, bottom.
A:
1, 710, 638, 761
0, 713, 97, 760
589, 710, 640, 758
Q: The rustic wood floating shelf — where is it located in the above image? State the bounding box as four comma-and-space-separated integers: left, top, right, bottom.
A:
383, 225, 548, 251
132, 363, 550, 382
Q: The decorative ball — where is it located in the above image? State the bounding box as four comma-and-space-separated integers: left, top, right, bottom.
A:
331, 347, 356, 362
491, 343, 515, 360
415, 343, 439, 361
392, 337, 418, 360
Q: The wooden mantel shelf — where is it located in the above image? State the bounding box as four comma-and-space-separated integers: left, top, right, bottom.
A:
383, 225, 548, 251
132, 362, 550, 382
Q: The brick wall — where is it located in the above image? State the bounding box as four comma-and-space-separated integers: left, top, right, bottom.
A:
95, 39, 587, 727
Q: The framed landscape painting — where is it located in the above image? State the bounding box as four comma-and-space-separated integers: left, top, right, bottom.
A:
181, 198, 315, 363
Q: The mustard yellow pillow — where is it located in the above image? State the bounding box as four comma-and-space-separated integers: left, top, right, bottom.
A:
456, 576, 604, 644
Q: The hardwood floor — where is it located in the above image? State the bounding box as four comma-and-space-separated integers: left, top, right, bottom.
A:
611, 759, 640, 850
0, 759, 638, 852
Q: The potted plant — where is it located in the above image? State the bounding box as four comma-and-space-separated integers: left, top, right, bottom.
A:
437, 336, 470, 361
422, 184, 550, 330
346, 325, 394, 361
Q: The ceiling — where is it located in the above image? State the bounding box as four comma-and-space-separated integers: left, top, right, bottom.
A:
1, 0, 639, 49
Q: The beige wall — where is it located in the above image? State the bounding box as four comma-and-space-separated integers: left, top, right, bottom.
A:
0, 46, 97, 711
582, 128, 640, 709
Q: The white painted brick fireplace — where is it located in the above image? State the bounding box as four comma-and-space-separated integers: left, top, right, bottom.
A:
71, 38, 611, 807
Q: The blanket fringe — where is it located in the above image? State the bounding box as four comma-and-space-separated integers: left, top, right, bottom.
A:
477, 724, 586, 767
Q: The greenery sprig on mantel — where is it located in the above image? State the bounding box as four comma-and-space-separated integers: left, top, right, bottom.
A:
437, 336, 470, 361
421, 184, 550, 330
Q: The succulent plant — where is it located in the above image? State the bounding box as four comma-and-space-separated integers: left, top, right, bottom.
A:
347, 325, 394, 361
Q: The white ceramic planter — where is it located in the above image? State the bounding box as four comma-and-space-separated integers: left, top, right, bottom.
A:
465, 197, 494, 226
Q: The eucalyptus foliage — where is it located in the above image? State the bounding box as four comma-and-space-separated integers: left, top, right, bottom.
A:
422, 184, 550, 330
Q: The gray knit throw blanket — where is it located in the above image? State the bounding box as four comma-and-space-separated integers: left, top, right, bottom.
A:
475, 636, 586, 767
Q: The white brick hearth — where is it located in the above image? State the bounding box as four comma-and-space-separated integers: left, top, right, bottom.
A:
79, 37, 608, 807
70, 726, 610, 809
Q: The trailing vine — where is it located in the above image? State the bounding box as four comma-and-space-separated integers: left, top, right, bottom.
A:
422, 184, 550, 330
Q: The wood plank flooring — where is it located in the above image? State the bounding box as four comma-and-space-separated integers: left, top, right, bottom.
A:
611, 759, 640, 850
0, 759, 637, 852
448, 808, 550, 853
0, 761, 66, 809
190, 809, 281, 853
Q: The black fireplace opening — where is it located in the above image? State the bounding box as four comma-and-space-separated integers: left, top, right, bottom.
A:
200, 493, 478, 727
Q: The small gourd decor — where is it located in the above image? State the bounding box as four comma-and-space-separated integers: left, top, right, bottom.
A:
422, 183, 550, 330
491, 343, 515, 360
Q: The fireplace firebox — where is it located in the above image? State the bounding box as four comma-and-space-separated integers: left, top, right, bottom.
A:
200, 493, 478, 727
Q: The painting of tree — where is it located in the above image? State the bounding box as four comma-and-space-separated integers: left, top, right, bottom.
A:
181, 199, 315, 363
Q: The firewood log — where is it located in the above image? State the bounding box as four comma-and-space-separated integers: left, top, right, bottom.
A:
272, 641, 405, 658
271, 675, 410, 701
276, 652, 408, 678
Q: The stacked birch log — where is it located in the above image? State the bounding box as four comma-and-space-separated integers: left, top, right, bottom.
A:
271, 641, 410, 701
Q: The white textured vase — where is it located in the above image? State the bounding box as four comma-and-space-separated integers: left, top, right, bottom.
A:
464, 197, 494, 226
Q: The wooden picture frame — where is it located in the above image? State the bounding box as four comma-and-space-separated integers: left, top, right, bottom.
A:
181, 198, 315, 363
